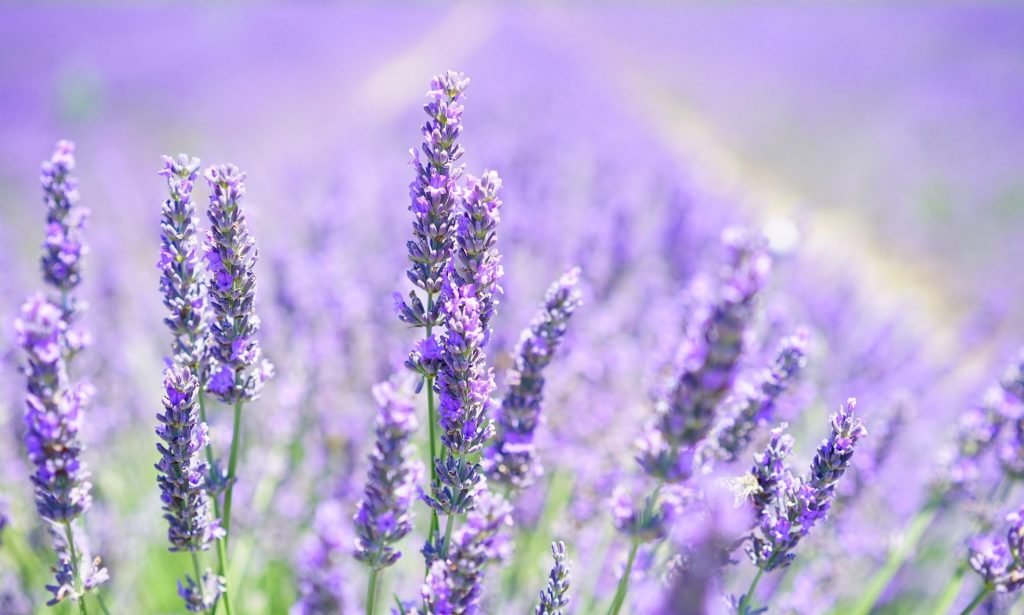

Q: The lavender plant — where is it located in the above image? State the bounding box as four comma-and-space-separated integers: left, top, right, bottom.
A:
534, 541, 571, 615
485, 267, 582, 493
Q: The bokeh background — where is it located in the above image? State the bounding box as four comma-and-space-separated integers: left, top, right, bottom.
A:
1, 4, 1023, 614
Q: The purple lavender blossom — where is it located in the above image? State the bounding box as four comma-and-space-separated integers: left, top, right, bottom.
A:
747, 399, 866, 571
292, 501, 352, 615
179, 572, 226, 613
610, 485, 684, 544
450, 170, 504, 334
158, 154, 208, 375
485, 267, 582, 491
425, 284, 495, 515
419, 491, 512, 615
155, 365, 221, 552
39, 140, 87, 299
353, 380, 422, 570
395, 71, 469, 328
946, 386, 1016, 491
700, 332, 808, 467
638, 230, 770, 483
15, 295, 93, 523
535, 541, 571, 615
203, 164, 273, 403
968, 506, 1024, 594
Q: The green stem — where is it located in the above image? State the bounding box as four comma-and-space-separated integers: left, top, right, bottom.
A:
222, 400, 244, 542
426, 292, 441, 547
737, 568, 764, 614
606, 540, 640, 615
366, 570, 380, 615
848, 493, 942, 615
443, 513, 456, 556
959, 585, 992, 615
932, 562, 968, 614
63, 522, 88, 615
96, 592, 112, 615
191, 552, 209, 613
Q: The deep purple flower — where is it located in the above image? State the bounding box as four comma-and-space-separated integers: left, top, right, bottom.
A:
353, 380, 422, 570
535, 541, 571, 615
155, 365, 221, 552
203, 164, 273, 403
396, 71, 469, 328
610, 485, 685, 544
15, 295, 92, 523
485, 267, 582, 491
419, 490, 512, 615
700, 332, 808, 467
158, 154, 208, 375
39, 140, 87, 298
968, 506, 1024, 593
747, 399, 866, 571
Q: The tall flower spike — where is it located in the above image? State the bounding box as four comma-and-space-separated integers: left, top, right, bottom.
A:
485, 267, 582, 491
747, 399, 866, 571
396, 70, 470, 328
700, 331, 808, 467
16, 295, 92, 523
451, 170, 504, 335
203, 164, 273, 402
292, 501, 351, 615
968, 506, 1024, 593
158, 154, 208, 375
419, 490, 512, 615
40, 140, 87, 299
425, 283, 495, 517
535, 541, 571, 615
639, 230, 770, 483
354, 380, 422, 570
155, 365, 222, 552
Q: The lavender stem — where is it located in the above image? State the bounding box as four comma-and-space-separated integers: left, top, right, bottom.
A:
606, 540, 639, 615
959, 585, 992, 615
222, 399, 244, 543
366, 569, 379, 615
191, 552, 209, 613
737, 568, 764, 614
63, 522, 88, 615
426, 293, 440, 544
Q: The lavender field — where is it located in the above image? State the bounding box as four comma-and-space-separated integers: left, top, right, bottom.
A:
1, 5, 1023, 615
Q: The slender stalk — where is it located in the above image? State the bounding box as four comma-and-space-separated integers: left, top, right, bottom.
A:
932, 563, 968, 614
849, 494, 942, 615
606, 540, 640, 615
737, 568, 764, 614
63, 522, 88, 615
222, 400, 244, 542
96, 593, 111, 615
366, 569, 379, 615
443, 513, 456, 555
426, 292, 441, 542
959, 585, 992, 615
191, 552, 209, 613
215, 520, 234, 615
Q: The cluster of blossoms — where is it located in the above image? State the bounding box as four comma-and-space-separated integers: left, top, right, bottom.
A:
293, 501, 352, 615
15, 142, 107, 607
353, 381, 422, 570
485, 268, 583, 491
637, 229, 772, 484
968, 506, 1024, 593
158, 154, 208, 376
745, 399, 867, 572
204, 164, 273, 403
535, 541, 571, 615
419, 492, 513, 614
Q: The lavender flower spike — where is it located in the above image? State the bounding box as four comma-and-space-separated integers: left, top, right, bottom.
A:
40, 140, 88, 299
747, 399, 866, 572
354, 380, 422, 570
159, 154, 208, 375
419, 490, 513, 615
396, 70, 469, 328
425, 284, 495, 516
155, 366, 222, 552
701, 331, 808, 467
535, 541, 571, 615
451, 170, 504, 334
16, 295, 92, 523
485, 267, 582, 491
968, 506, 1024, 594
203, 163, 273, 403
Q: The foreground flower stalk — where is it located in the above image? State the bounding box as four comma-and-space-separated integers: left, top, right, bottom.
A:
203, 163, 272, 615
17, 142, 107, 614
396, 71, 469, 543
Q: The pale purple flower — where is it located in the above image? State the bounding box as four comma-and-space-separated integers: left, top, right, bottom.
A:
535, 541, 571, 615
